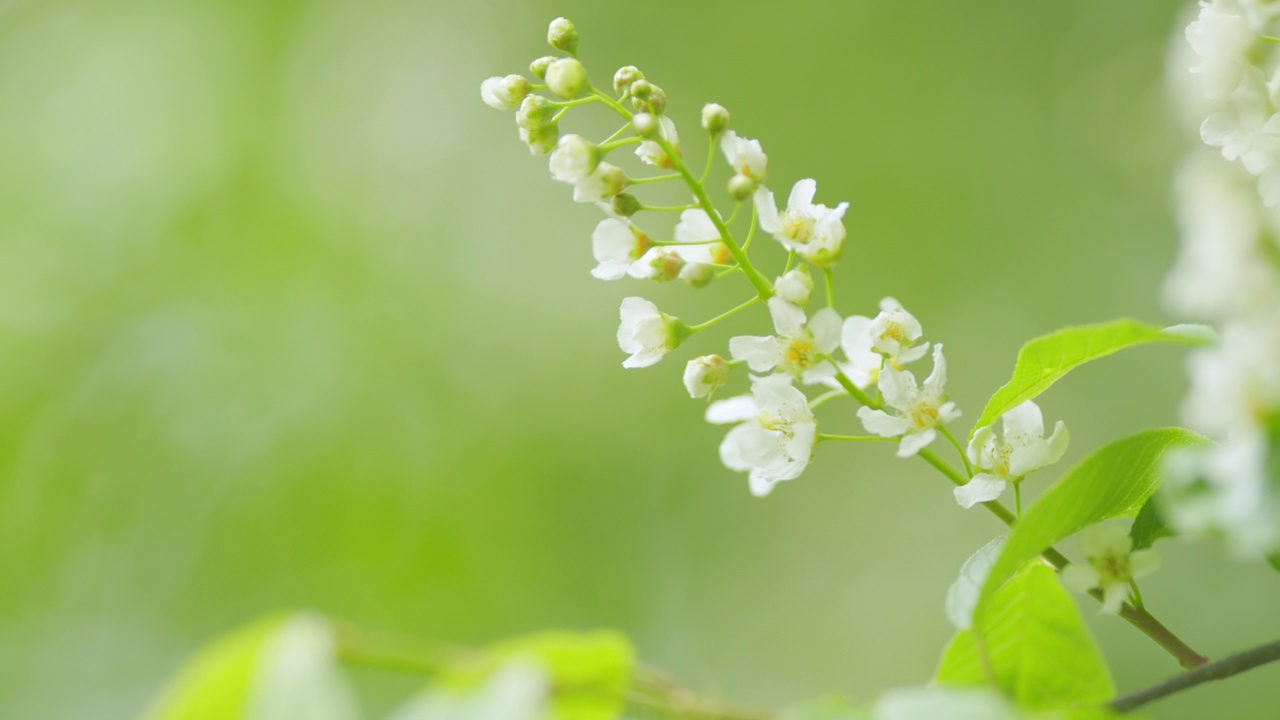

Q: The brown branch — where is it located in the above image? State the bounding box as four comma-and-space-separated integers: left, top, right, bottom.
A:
1109, 638, 1280, 713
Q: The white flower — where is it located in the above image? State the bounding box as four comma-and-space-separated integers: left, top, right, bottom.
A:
635, 116, 679, 169
857, 344, 960, 457
729, 297, 841, 384
706, 374, 817, 497
573, 162, 628, 203
774, 267, 814, 306
673, 208, 733, 267
953, 401, 1070, 509
830, 315, 884, 389
1186, 1, 1258, 101
755, 179, 849, 267
1200, 74, 1280, 175
867, 297, 929, 363
616, 297, 686, 368
627, 247, 688, 282
1061, 523, 1160, 614
549, 134, 600, 185
480, 75, 531, 110
720, 130, 767, 183
684, 355, 729, 398
590, 219, 650, 280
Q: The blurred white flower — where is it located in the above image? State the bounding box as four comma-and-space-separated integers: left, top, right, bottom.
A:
590, 219, 650, 280
729, 297, 841, 383
1060, 523, 1160, 614
706, 374, 817, 496
617, 297, 684, 368
573, 162, 627, 203
858, 344, 960, 457
549, 134, 599, 185
684, 355, 729, 399
954, 401, 1069, 509
1186, 0, 1258, 101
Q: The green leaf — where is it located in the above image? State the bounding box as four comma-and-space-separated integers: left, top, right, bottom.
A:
935, 562, 1114, 710
945, 535, 1007, 630
1129, 495, 1173, 550
387, 663, 550, 720
971, 428, 1210, 632
868, 686, 1134, 719
1267, 552, 1280, 573
441, 630, 632, 720
144, 612, 361, 720
970, 320, 1212, 439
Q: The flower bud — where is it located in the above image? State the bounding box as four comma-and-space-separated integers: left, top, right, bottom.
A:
629, 79, 653, 101
646, 85, 667, 115
480, 75, 532, 110
516, 94, 555, 131
547, 17, 578, 54
632, 112, 658, 138
549, 134, 601, 185
701, 103, 729, 134
529, 56, 557, 80
573, 162, 628, 203
775, 267, 814, 306
613, 66, 644, 96
680, 262, 715, 289
727, 174, 755, 202
645, 249, 686, 282
611, 193, 642, 217
683, 355, 729, 398
545, 57, 588, 99
520, 124, 559, 155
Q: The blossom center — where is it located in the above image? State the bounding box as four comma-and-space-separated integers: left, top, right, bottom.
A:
782, 337, 817, 374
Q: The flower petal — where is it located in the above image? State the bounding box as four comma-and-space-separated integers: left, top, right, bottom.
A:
897, 429, 937, 457
953, 474, 1008, 508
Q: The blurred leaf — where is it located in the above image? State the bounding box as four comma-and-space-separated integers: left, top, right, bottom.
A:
144, 612, 361, 720
945, 535, 1006, 630
970, 320, 1213, 438
936, 562, 1113, 710
971, 428, 1210, 632
1267, 552, 1280, 573
443, 630, 633, 720
387, 662, 550, 720
1129, 495, 1173, 551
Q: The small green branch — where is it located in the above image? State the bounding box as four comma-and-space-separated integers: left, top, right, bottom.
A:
819, 434, 895, 443
822, 267, 835, 308
939, 424, 972, 477
1107, 639, 1280, 712
808, 388, 849, 410
630, 173, 681, 185
640, 203, 696, 213
688, 297, 760, 332
599, 136, 642, 153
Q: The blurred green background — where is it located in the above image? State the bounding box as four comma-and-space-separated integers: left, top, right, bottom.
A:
1, 0, 1278, 717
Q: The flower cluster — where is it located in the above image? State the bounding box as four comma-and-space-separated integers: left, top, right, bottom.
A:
1165, 1, 1280, 554
481, 18, 972, 498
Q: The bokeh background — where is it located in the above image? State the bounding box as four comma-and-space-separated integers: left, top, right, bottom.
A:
1, 0, 1278, 717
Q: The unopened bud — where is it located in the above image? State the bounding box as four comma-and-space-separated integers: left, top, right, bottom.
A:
683, 355, 730, 398
775, 267, 814, 306
611, 193, 642, 217
529, 56, 557, 80
701, 103, 729, 134
727, 174, 755, 201
629, 79, 653, 101
647, 249, 686, 282
520, 124, 559, 155
547, 17, 578, 54
646, 86, 667, 115
632, 112, 658, 138
516, 95, 556, 131
480, 75, 532, 110
546, 57, 588, 99
613, 66, 644, 96
680, 263, 715, 289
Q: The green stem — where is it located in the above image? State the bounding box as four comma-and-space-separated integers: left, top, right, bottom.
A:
939, 424, 972, 477
1014, 483, 1022, 518
819, 434, 895, 443
822, 267, 835, 308
550, 96, 600, 109
1129, 577, 1146, 610
688, 297, 760, 332
630, 173, 680, 185
599, 136, 642, 152
808, 389, 848, 409
601, 122, 631, 145
700, 131, 718, 184
742, 203, 758, 252
640, 204, 695, 213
